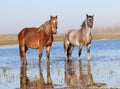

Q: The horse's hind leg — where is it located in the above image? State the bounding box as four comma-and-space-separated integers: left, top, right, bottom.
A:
25, 45, 28, 64
19, 45, 26, 65
64, 41, 69, 59
66, 44, 74, 59
69, 45, 74, 59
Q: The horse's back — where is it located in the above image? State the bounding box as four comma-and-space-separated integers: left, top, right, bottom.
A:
18, 27, 40, 48
64, 29, 74, 40
18, 28, 36, 41
64, 29, 80, 45
18, 27, 53, 48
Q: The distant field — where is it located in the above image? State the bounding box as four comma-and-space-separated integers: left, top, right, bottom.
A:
54, 34, 120, 41
92, 34, 120, 40
0, 34, 120, 46
0, 35, 18, 46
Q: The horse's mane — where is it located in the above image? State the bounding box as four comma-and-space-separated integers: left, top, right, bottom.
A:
37, 20, 50, 32
81, 20, 86, 28
39, 20, 50, 29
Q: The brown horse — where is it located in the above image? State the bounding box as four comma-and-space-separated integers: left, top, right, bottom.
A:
64, 14, 94, 60
18, 16, 58, 64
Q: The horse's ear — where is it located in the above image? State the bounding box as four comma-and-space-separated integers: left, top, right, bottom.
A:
55, 15, 57, 18
86, 14, 88, 17
50, 16, 53, 19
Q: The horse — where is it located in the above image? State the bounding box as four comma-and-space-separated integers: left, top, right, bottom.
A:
18, 16, 58, 65
63, 14, 94, 60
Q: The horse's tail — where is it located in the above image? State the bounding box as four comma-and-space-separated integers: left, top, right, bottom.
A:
18, 28, 25, 60
18, 34, 23, 60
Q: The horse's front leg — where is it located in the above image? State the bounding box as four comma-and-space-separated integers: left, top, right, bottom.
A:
39, 46, 43, 63
78, 45, 82, 60
87, 44, 91, 60
69, 45, 74, 59
46, 45, 51, 62
20, 45, 27, 65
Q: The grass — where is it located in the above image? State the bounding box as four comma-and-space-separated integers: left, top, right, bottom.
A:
0, 35, 18, 46
0, 34, 120, 46
53, 35, 63, 42
93, 34, 120, 40
54, 33, 120, 41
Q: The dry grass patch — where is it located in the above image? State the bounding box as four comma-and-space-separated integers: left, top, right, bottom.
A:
54, 34, 120, 42
0, 34, 120, 46
53, 34, 63, 42
0, 35, 18, 46
93, 34, 120, 40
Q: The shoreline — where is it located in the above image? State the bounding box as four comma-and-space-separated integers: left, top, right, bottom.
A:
0, 34, 120, 46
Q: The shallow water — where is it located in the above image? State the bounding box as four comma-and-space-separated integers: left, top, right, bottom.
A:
0, 39, 120, 89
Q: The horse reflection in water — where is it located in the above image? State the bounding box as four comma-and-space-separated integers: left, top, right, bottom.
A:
65, 60, 93, 88
20, 61, 53, 89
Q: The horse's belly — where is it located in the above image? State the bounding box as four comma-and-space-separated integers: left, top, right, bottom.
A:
26, 41, 39, 49
70, 39, 80, 46
75, 41, 80, 46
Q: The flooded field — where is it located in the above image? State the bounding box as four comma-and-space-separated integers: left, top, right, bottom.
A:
0, 39, 120, 89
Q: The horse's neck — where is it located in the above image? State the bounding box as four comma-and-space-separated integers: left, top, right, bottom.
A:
38, 22, 52, 35
85, 26, 91, 36
45, 23, 52, 35
82, 24, 91, 37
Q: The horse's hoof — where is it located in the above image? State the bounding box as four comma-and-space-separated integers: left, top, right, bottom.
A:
21, 61, 26, 65
78, 56, 81, 61
26, 61, 28, 65
65, 55, 68, 59
37, 62, 41, 66
88, 57, 90, 61
65, 57, 69, 62
87, 53, 90, 60
47, 60, 50, 65
69, 56, 72, 60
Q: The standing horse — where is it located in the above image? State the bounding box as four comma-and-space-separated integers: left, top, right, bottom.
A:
64, 14, 94, 60
18, 16, 58, 64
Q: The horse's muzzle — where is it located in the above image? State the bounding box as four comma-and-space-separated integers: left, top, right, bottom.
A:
89, 24, 93, 28
53, 30, 57, 34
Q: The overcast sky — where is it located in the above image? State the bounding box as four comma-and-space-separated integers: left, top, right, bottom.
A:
0, 0, 120, 34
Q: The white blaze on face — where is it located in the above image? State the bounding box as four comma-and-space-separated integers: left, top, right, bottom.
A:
52, 20, 56, 30
52, 20, 56, 23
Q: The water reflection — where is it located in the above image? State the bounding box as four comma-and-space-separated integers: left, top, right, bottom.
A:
65, 60, 93, 88
65, 59, 106, 88
20, 61, 53, 89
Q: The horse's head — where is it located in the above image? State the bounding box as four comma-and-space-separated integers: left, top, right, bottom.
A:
50, 15, 58, 34
86, 14, 94, 28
